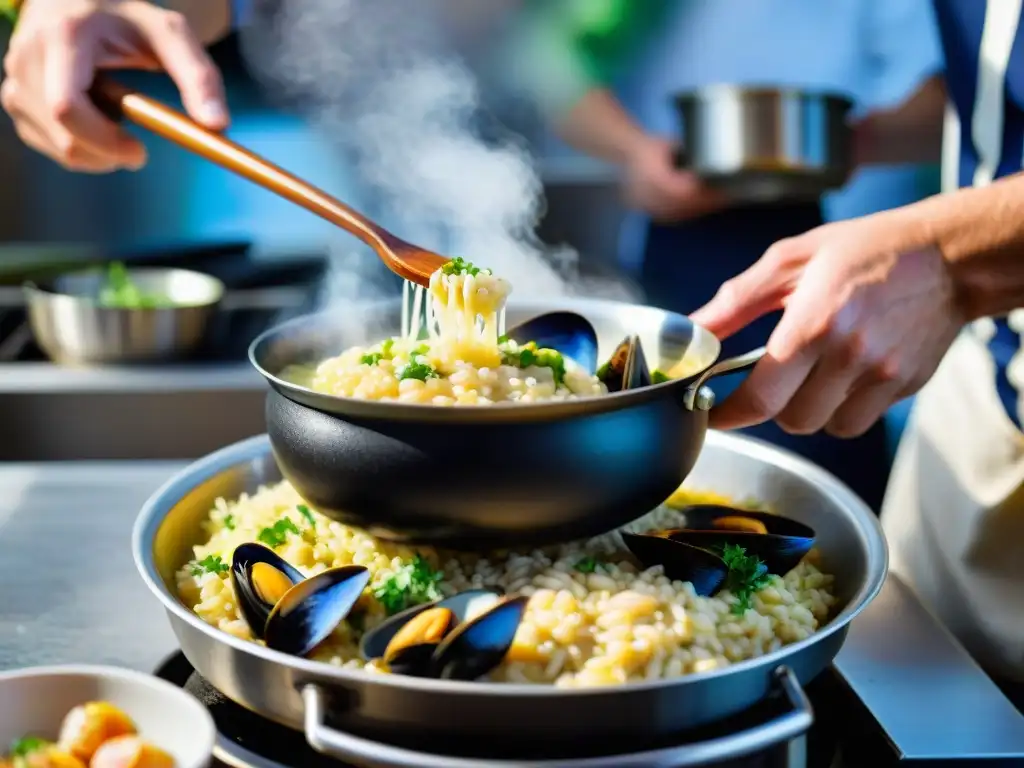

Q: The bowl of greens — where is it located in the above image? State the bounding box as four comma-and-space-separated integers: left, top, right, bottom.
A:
23, 262, 224, 364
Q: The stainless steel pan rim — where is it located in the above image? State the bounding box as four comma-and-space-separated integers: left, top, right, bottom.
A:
132, 431, 887, 698
675, 83, 855, 106
247, 296, 758, 424
24, 266, 226, 309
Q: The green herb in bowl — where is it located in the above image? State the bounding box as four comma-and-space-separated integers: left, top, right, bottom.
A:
97, 262, 174, 309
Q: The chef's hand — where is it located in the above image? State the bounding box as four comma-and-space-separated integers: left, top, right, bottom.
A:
624, 136, 728, 223
1, 0, 228, 172
689, 208, 965, 437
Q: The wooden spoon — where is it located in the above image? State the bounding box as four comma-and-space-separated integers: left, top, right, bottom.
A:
89, 77, 447, 287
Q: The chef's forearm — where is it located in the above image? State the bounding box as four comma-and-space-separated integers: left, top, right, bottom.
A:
556, 88, 648, 165
162, 0, 232, 45
852, 75, 947, 167
911, 172, 1024, 320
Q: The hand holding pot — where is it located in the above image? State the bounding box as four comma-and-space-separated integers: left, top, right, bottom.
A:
1, 0, 228, 172
624, 136, 727, 223
690, 208, 965, 437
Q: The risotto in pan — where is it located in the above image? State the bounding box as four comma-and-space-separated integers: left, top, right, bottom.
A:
295, 258, 608, 405
177, 484, 837, 688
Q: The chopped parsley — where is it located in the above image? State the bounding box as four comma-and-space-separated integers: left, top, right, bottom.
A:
190, 554, 229, 577
440, 257, 490, 277
372, 554, 444, 615
397, 362, 438, 382
360, 338, 396, 366
258, 517, 300, 548
10, 737, 47, 757
297, 504, 316, 529
721, 544, 772, 615
500, 341, 566, 385
651, 369, 670, 384
497, 334, 509, 344
573, 556, 604, 574
223, 514, 235, 530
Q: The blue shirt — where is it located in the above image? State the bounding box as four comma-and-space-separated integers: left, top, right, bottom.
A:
935, 0, 1024, 427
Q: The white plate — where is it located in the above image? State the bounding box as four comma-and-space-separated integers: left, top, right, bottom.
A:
0, 664, 215, 768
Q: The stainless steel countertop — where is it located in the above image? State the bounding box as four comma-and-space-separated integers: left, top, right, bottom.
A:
3, 460, 1024, 761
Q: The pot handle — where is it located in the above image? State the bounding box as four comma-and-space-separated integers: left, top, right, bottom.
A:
673, 143, 690, 169
301, 665, 811, 768
683, 346, 766, 412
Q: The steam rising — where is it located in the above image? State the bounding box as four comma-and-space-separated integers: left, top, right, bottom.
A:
240, 0, 638, 307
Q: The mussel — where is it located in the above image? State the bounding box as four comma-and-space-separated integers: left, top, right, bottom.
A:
622, 506, 816, 597
504, 311, 599, 373
232, 542, 371, 655
361, 588, 527, 680
596, 335, 651, 392
264, 565, 371, 656
621, 533, 729, 596
231, 543, 305, 639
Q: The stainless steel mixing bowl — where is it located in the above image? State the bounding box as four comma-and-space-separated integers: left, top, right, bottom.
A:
24, 266, 224, 364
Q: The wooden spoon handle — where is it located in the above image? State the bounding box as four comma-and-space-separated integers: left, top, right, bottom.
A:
89, 76, 387, 249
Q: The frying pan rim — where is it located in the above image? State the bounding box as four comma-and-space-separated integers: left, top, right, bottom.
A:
247, 296, 727, 424
133, 431, 888, 699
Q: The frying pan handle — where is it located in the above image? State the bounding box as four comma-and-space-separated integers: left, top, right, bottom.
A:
683, 346, 766, 411
87, 76, 392, 252
301, 666, 812, 768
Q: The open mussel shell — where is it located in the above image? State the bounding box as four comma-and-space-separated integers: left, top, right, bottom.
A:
433, 595, 530, 681
264, 565, 371, 657
669, 505, 816, 575
360, 588, 504, 677
504, 311, 599, 373
231, 543, 305, 640
597, 335, 651, 392
621, 532, 728, 596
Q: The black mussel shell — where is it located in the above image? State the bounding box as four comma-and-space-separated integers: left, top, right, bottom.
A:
597, 335, 651, 392
231, 543, 305, 640
360, 588, 504, 676
504, 311, 599, 373
433, 595, 530, 681
264, 565, 371, 657
621, 532, 728, 596
670, 506, 816, 576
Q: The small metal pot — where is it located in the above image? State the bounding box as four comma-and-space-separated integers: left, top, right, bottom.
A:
249, 297, 763, 550
24, 266, 224, 365
673, 85, 854, 202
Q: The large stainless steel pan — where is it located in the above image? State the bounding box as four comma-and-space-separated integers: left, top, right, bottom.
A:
134, 432, 886, 766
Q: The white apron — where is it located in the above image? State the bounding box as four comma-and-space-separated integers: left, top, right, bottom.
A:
883, 321, 1024, 682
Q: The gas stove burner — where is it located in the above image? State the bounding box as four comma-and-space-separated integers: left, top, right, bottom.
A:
154, 653, 846, 768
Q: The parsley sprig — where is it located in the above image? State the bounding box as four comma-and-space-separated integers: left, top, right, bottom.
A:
191, 554, 229, 577
573, 556, 605, 574
441, 257, 491, 277
499, 340, 567, 385
397, 361, 438, 381
360, 338, 396, 366
721, 544, 773, 615
258, 517, 300, 548
297, 504, 316, 529
372, 554, 444, 615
